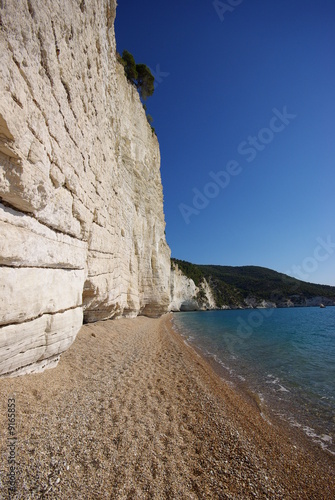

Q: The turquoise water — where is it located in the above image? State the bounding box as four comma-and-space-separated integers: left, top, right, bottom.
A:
172, 307, 335, 454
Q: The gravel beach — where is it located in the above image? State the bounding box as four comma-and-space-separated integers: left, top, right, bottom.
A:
0, 313, 334, 499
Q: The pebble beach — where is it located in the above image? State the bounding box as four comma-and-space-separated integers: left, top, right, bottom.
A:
0, 314, 334, 499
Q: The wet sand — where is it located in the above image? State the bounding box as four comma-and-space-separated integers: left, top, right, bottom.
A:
0, 313, 334, 499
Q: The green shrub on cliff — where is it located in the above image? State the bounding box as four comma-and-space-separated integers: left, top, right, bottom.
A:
120, 50, 155, 100
121, 50, 138, 81
135, 63, 154, 100
171, 259, 204, 286
146, 114, 153, 125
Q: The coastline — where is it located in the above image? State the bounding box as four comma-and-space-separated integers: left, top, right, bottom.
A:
171, 308, 335, 456
0, 314, 334, 498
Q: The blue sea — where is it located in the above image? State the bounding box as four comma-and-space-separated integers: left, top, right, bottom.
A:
172, 307, 335, 455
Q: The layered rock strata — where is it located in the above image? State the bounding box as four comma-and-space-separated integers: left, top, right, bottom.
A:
0, 0, 170, 376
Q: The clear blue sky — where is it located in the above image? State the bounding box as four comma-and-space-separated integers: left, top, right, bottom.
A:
115, 0, 335, 286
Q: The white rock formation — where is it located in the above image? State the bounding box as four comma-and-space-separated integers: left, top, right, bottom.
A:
257, 300, 277, 309
0, 0, 170, 376
169, 263, 217, 311
199, 278, 216, 310
301, 296, 335, 307
169, 264, 199, 312
244, 297, 277, 309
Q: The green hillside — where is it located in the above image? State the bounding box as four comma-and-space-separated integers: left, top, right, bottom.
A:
171, 259, 335, 308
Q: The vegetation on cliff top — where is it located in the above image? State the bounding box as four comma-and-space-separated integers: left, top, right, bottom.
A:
117, 50, 155, 133
118, 50, 155, 100
171, 258, 335, 308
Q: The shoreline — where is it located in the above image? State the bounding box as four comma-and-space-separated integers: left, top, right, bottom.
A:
168, 313, 335, 454
171, 308, 335, 456
0, 313, 334, 498
171, 304, 335, 312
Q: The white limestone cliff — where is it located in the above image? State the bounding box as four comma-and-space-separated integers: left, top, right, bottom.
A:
0, 0, 170, 377
169, 263, 216, 312
169, 264, 199, 312
199, 278, 216, 310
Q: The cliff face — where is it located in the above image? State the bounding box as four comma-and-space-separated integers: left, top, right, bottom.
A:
169, 263, 216, 312
0, 0, 170, 377
169, 265, 198, 312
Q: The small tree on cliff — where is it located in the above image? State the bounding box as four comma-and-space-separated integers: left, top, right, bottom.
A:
135, 63, 154, 100
121, 50, 155, 101
122, 50, 138, 81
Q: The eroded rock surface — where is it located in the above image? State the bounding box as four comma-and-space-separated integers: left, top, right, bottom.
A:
0, 0, 170, 376
169, 263, 216, 312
